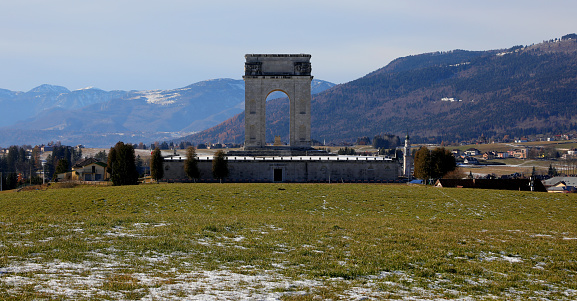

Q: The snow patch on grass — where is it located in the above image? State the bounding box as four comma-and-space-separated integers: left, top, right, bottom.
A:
479, 252, 523, 263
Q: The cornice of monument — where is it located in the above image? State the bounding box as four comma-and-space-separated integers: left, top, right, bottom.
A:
245, 54, 311, 58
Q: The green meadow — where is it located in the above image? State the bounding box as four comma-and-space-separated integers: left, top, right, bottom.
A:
1, 183, 576, 300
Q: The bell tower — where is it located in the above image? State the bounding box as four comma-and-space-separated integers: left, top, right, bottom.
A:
403, 134, 413, 179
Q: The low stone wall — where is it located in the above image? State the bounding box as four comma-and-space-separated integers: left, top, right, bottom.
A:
162, 157, 400, 183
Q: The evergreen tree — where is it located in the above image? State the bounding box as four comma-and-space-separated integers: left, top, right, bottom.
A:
106, 147, 116, 176
184, 146, 200, 181
413, 147, 432, 182
6, 172, 18, 190
50, 145, 80, 168
73, 147, 82, 164
548, 164, 558, 177
108, 142, 139, 186
150, 148, 164, 183
0, 156, 8, 190
135, 155, 144, 177
54, 159, 69, 175
94, 150, 107, 162
212, 150, 229, 182
0, 173, 5, 191
430, 147, 456, 179
31, 146, 41, 170
6, 146, 19, 172
0, 157, 7, 182
44, 154, 55, 180
18, 147, 26, 163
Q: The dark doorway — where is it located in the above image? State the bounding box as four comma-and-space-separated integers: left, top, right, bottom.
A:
274, 169, 283, 182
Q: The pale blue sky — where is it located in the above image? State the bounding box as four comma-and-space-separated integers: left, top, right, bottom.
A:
1, 0, 575, 92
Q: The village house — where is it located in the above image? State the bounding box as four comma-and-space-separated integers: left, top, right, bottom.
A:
507, 148, 527, 159
207, 143, 224, 149
483, 151, 497, 160
463, 157, 479, 165
56, 158, 108, 182
464, 148, 480, 156
451, 149, 462, 156
542, 177, 577, 193
546, 183, 577, 193
72, 158, 108, 181
496, 152, 510, 159
41, 144, 54, 152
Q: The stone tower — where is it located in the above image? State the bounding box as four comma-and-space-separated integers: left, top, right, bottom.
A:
243, 54, 313, 149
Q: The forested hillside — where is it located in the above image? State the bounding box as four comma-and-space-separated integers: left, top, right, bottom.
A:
181, 36, 577, 145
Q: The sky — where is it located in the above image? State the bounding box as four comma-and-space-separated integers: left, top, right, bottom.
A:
1, 0, 576, 92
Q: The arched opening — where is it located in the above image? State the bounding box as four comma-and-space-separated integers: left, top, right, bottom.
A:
265, 89, 290, 145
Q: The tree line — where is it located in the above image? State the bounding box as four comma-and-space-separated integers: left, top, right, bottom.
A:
110, 142, 229, 186
413, 147, 456, 183
0, 144, 82, 190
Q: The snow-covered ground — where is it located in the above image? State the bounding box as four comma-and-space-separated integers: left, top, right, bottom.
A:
3, 222, 576, 300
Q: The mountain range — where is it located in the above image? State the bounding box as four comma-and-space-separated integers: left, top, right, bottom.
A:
181, 34, 577, 145
0, 79, 335, 147
3, 34, 577, 148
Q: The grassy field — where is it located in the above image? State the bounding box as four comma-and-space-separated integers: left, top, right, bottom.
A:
1, 183, 576, 300
458, 159, 548, 177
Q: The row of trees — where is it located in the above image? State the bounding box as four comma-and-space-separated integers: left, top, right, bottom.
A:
337, 147, 356, 155
372, 134, 401, 149
413, 147, 456, 182
1, 141, 231, 188
147, 147, 229, 185
1, 146, 35, 190
45, 145, 83, 180
355, 134, 401, 149
1, 144, 84, 189
2, 141, 220, 188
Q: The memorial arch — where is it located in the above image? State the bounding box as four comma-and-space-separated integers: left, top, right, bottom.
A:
159, 53, 400, 183
243, 54, 313, 149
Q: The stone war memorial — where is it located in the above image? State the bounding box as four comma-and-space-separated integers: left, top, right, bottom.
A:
161, 54, 400, 182
244, 54, 313, 150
